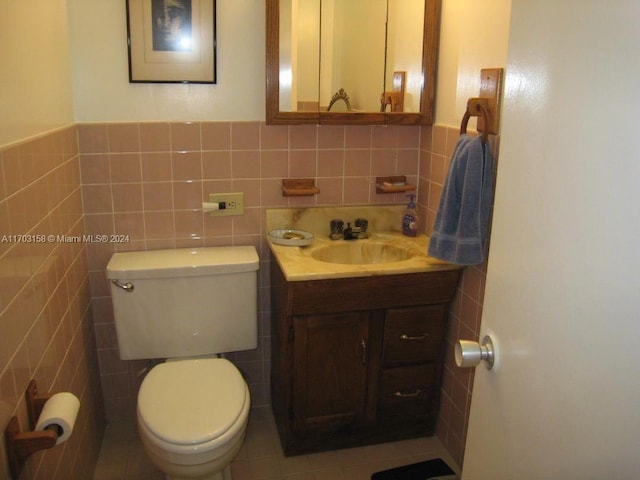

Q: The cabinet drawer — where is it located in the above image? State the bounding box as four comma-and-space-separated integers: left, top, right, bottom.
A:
379, 365, 435, 417
383, 305, 447, 366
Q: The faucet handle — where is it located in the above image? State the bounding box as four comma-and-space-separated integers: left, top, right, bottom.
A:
330, 219, 344, 240
355, 218, 368, 231
354, 218, 368, 239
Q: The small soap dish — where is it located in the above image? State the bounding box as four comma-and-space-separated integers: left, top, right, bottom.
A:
269, 229, 314, 247
375, 175, 416, 194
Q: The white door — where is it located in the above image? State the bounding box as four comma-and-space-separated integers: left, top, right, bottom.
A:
461, 1, 640, 478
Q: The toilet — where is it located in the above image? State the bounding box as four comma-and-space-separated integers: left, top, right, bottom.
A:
106, 246, 259, 480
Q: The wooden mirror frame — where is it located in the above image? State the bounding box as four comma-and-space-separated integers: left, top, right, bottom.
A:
266, 0, 441, 125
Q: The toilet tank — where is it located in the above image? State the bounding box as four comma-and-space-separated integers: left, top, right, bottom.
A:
106, 246, 259, 360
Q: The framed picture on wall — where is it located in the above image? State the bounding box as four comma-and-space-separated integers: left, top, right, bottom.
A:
126, 0, 216, 83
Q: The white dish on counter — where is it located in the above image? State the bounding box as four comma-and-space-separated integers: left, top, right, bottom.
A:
268, 229, 314, 247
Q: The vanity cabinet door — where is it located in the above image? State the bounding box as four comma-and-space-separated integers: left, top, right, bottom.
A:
291, 312, 370, 434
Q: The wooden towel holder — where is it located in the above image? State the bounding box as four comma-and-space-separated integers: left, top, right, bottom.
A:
460, 68, 504, 145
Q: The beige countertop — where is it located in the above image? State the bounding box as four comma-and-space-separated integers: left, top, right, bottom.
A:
266, 207, 461, 282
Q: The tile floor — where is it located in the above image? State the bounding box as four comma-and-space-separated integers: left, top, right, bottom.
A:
93, 407, 459, 480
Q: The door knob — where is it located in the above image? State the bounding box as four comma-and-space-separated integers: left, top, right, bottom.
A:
455, 335, 495, 370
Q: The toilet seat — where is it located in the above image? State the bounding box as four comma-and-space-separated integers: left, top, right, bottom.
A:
138, 358, 249, 456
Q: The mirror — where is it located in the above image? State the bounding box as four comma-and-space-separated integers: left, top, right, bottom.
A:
266, 0, 441, 125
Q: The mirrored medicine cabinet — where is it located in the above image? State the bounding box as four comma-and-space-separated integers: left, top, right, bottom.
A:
266, 0, 441, 125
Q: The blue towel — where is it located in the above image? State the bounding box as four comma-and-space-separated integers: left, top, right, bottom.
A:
428, 134, 494, 265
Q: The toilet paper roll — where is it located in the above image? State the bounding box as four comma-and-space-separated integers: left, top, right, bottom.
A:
35, 392, 80, 445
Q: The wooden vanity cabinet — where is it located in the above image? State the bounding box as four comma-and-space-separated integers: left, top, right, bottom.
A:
270, 262, 461, 455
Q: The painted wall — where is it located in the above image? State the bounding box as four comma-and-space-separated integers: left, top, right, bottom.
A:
0, 0, 75, 146
436, 0, 511, 127
386, 0, 427, 113
67, 0, 265, 122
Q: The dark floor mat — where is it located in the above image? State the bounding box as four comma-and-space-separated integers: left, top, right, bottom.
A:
371, 458, 455, 480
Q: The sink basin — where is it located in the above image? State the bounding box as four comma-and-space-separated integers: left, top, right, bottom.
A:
311, 241, 415, 265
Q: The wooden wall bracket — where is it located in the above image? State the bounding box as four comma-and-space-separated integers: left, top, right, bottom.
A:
26, 380, 53, 430
4, 381, 58, 478
460, 68, 504, 144
477, 68, 503, 135
375, 176, 416, 194
282, 178, 320, 197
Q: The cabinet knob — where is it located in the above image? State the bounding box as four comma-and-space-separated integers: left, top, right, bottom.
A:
455, 335, 496, 370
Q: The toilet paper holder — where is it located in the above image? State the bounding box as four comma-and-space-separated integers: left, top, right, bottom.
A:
4, 380, 65, 478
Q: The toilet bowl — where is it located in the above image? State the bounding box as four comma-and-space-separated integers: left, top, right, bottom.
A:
137, 358, 250, 479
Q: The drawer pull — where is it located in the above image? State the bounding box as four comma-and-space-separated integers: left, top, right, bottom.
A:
361, 339, 367, 365
400, 334, 427, 341
392, 389, 423, 398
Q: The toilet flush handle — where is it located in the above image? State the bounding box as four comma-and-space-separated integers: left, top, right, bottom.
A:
111, 279, 134, 292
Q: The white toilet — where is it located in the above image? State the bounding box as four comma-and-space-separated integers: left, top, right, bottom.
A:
106, 246, 259, 480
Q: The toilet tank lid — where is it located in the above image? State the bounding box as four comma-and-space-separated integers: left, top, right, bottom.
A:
106, 246, 259, 279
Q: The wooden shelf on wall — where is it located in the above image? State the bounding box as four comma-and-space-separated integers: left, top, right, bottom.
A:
282, 178, 320, 197
375, 176, 416, 194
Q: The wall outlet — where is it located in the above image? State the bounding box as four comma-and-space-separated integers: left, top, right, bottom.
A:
208, 192, 244, 216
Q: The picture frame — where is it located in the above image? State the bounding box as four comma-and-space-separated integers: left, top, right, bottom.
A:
126, 0, 216, 83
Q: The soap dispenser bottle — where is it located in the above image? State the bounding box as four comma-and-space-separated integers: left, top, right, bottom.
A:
402, 195, 418, 237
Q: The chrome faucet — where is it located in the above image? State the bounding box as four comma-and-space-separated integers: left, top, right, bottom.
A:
330, 218, 368, 240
